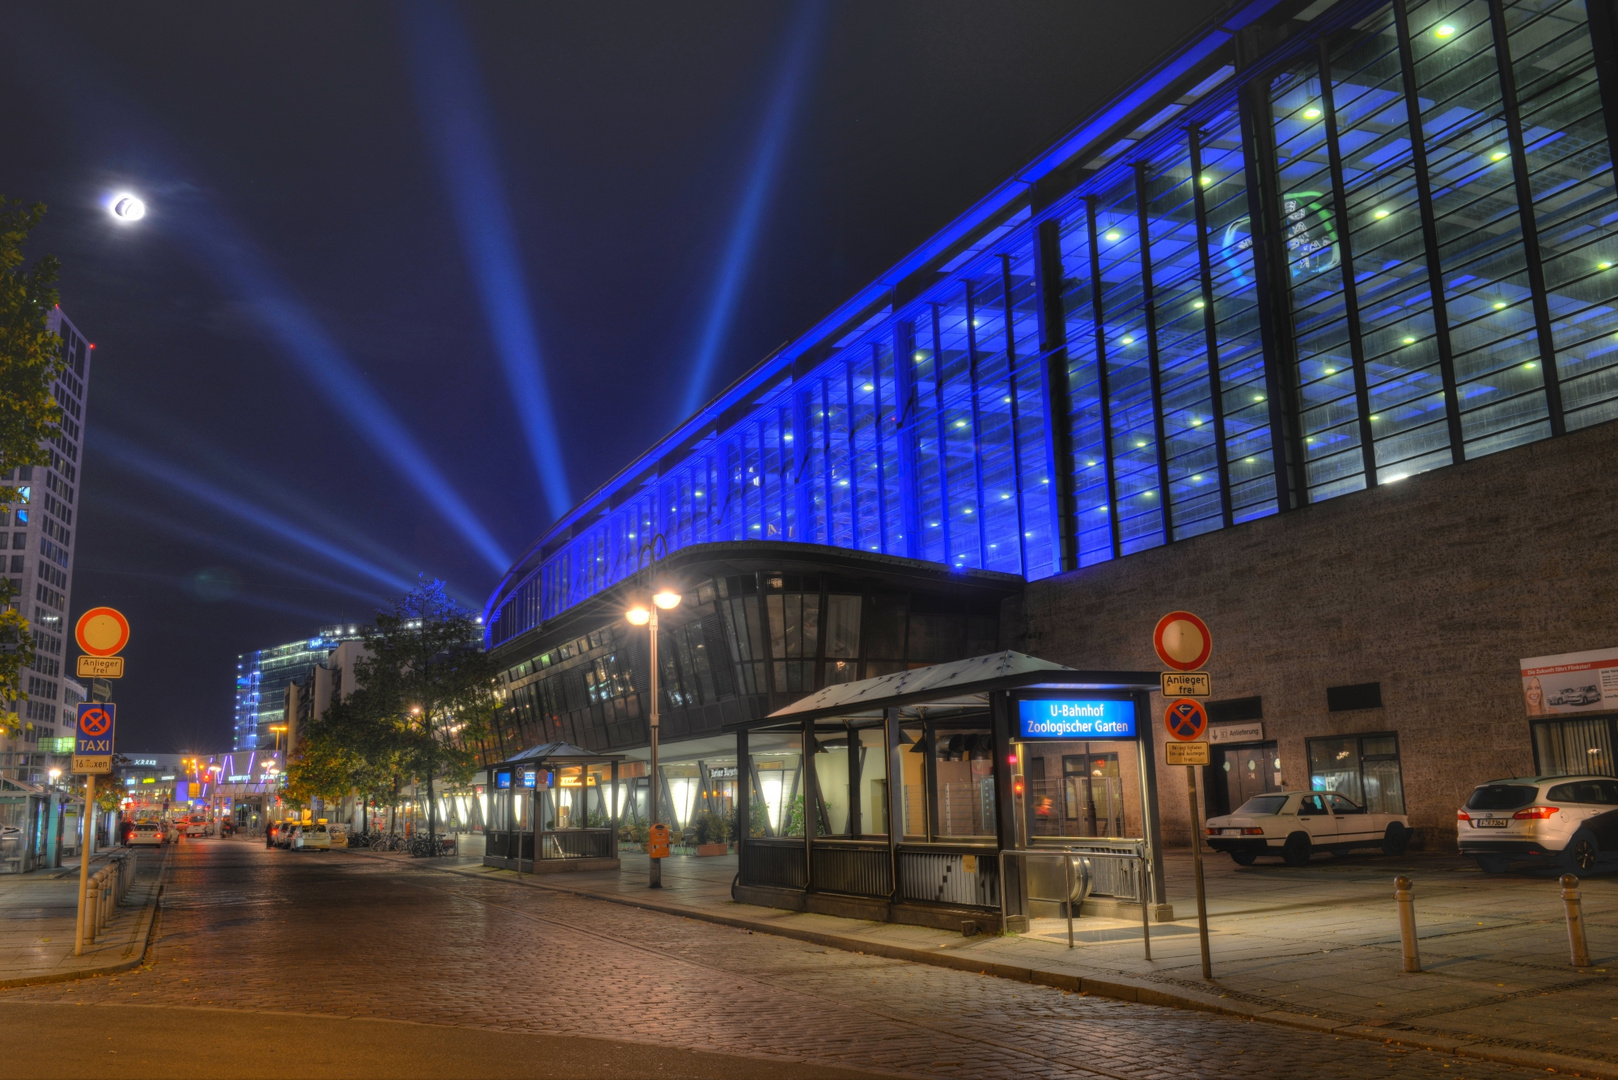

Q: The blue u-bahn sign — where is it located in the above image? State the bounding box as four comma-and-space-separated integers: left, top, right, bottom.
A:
1016, 698, 1137, 740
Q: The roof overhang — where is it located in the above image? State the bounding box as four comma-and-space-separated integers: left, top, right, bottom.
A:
727, 650, 1156, 729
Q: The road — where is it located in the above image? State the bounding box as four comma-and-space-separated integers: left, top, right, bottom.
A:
1, 841, 1558, 1079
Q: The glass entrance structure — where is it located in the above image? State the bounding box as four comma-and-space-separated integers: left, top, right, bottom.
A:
488, 0, 1618, 652
730, 652, 1159, 931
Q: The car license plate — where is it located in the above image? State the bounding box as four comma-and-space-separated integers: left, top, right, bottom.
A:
1474, 818, 1507, 828
1223, 828, 1242, 835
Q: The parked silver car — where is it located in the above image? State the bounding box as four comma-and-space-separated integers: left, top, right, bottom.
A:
1458, 775, 1618, 873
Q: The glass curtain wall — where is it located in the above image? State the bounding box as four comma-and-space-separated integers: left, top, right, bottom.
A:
489, 0, 1618, 648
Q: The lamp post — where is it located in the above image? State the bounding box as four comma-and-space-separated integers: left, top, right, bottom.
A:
268, 724, 287, 753
208, 764, 222, 837
625, 546, 681, 889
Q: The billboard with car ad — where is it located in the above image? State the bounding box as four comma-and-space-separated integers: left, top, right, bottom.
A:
1520, 647, 1618, 716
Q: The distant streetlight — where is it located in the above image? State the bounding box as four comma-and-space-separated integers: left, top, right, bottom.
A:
109, 194, 145, 222
269, 724, 287, 752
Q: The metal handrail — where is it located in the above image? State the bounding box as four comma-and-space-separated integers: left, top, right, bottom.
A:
998, 847, 1152, 958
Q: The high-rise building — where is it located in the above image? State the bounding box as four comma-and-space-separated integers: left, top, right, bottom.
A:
233, 623, 365, 751
1, 308, 93, 780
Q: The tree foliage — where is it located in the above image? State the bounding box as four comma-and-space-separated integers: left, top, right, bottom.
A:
284, 578, 496, 826
0, 198, 63, 506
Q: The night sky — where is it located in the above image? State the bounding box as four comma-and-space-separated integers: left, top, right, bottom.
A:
0, 1, 1222, 751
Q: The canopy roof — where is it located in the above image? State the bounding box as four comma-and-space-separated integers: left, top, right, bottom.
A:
736, 651, 1155, 729
494, 741, 625, 768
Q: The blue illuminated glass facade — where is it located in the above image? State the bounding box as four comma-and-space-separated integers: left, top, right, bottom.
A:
490, 0, 1618, 648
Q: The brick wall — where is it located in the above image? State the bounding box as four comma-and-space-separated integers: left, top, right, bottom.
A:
1009, 420, 1618, 850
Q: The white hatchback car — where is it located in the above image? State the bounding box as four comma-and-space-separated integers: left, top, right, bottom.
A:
292, 823, 331, 851
1457, 775, 1618, 874
1204, 790, 1411, 866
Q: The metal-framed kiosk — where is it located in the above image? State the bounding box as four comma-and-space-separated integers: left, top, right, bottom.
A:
482, 741, 625, 874
728, 651, 1165, 932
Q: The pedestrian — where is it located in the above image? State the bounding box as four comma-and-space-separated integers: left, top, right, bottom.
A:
265, 822, 276, 849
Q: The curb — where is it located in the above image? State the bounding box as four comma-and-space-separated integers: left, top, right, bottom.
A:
0, 848, 170, 990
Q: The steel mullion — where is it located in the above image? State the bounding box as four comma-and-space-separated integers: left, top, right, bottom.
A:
868, 343, 888, 553
1187, 126, 1235, 528
1488, 0, 1567, 437
1134, 163, 1175, 545
1392, 0, 1468, 464
1317, 38, 1381, 487
964, 281, 990, 565
1085, 198, 1123, 558
1001, 255, 1029, 575
929, 304, 952, 564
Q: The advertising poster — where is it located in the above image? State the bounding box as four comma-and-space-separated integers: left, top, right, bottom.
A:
1520, 647, 1618, 715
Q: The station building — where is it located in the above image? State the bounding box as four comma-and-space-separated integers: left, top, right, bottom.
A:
480, 0, 1618, 925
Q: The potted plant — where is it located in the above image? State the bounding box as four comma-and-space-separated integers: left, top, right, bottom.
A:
693, 810, 729, 856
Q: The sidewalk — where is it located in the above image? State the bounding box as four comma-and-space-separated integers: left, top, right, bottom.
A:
357, 842, 1618, 1079
0, 845, 168, 987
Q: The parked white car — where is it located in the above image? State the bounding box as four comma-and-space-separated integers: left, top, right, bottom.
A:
1458, 775, 1618, 874
128, 822, 166, 847
1204, 790, 1411, 866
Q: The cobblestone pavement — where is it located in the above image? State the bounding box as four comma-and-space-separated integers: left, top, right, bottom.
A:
0, 842, 1567, 1079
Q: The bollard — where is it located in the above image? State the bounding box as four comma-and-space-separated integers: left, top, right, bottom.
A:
1561, 874, 1591, 968
1395, 875, 1421, 972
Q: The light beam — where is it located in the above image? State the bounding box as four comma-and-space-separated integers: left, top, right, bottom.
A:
679, 2, 825, 420
95, 430, 419, 594
401, 1, 573, 520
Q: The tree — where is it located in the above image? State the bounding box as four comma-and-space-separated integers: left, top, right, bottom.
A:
353, 577, 497, 852
0, 200, 58, 720
0, 199, 64, 506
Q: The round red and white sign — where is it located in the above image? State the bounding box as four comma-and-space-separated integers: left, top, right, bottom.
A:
75, 607, 130, 657
1153, 611, 1211, 672
1164, 698, 1208, 742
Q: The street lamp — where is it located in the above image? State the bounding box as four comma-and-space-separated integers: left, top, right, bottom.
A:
269, 724, 287, 753
626, 567, 681, 889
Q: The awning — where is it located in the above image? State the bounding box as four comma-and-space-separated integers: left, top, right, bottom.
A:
728, 650, 1156, 729
493, 741, 625, 769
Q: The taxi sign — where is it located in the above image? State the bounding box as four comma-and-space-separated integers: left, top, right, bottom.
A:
75, 607, 130, 658
1160, 671, 1210, 698
1164, 698, 1208, 742
1166, 741, 1211, 766
73, 701, 116, 774
1153, 611, 1212, 672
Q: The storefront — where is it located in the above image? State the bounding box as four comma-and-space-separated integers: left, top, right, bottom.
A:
730, 651, 1160, 931
483, 742, 625, 873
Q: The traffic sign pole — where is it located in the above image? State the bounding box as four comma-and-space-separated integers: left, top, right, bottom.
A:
1186, 764, 1212, 980
74, 773, 94, 958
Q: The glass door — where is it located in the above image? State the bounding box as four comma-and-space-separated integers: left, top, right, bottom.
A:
1213, 741, 1280, 816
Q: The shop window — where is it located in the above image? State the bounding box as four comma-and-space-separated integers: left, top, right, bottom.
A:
934, 728, 996, 838
811, 733, 848, 835
858, 726, 888, 836
1307, 732, 1404, 814
898, 724, 927, 839
1532, 717, 1616, 778
823, 594, 861, 686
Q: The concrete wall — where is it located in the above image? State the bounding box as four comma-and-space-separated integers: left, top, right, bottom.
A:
1008, 419, 1618, 850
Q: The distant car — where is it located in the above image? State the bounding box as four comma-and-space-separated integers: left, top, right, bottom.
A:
276, 823, 298, 849
128, 822, 166, 847
184, 819, 208, 838
1458, 775, 1618, 873
1204, 790, 1411, 866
